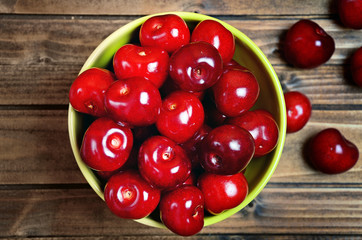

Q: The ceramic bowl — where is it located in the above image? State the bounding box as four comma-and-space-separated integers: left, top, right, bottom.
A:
68, 12, 286, 228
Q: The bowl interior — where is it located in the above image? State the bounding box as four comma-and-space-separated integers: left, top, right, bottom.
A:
68, 12, 286, 228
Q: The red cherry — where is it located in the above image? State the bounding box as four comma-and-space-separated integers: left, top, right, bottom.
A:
169, 41, 223, 92
351, 47, 362, 87
200, 124, 255, 175
160, 185, 204, 236
191, 19, 235, 63
80, 118, 133, 171
69, 67, 115, 117
283, 19, 335, 68
284, 91, 312, 133
139, 14, 190, 53
338, 0, 362, 29
104, 170, 160, 219
227, 109, 279, 158
113, 44, 169, 88
212, 68, 260, 117
138, 135, 191, 189
308, 128, 359, 174
197, 172, 248, 214
156, 91, 204, 143
104, 77, 162, 127
180, 124, 212, 169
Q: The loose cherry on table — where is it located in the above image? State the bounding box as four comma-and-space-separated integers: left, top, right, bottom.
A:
283, 19, 335, 69
156, 90, 204, 143
160, 185, 204, 236
113, 44, 169, 88
138, 135, 191, 189
308, 128, 359, 174
80, 117, 133, 171
212, 67, 260, 117
284, 91, 312, 133
338, 0, 362, 29
200, 124, 255, 175
139, 14, 190, 53
104, 77, 162, 127
197, 172, 248, 214
227, 109, 279, 158
191, 19, 235, 63
69, 67, 115, 117
169, 41, 223, 92
104, 170, 160, 219
351, 47, 362, 87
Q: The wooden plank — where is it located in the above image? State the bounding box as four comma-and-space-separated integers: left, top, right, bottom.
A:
0, 17, 361, 105
0, 109, 86, 184
1, 187, 361, 237
0, 0, 336, 16
0, 109, 360, 185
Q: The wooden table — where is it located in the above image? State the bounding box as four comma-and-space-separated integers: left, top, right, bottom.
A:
1, 0, 361, 239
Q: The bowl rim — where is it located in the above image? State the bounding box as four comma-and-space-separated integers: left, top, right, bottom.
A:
68, 11, 286, 228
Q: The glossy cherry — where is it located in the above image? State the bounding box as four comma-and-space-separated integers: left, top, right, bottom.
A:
180, 124, 212, 169
308, 128, 359, 174
80, 117, 133, 171
200, 124, 255, 175
197, 172, 248, 214
104, 170, 160, 219
139, 14, 190, 53
104, 77, 162, 127
138, 135, 191, 189
338, 0, 362, 29
227, 109, 279, 158
284, 91, 312, 133
113, 44, 169, 88
169, 41, 223, 92
283, 19, 335, 68
191, 19, 235, 63
212, 68, 260, 117
160, 185, 204, 236
351, 47, 362, 87
156, 91, 204, 143
69, 67, 115, 117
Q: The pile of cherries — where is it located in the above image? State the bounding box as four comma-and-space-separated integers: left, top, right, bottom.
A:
69, 14, 280, 236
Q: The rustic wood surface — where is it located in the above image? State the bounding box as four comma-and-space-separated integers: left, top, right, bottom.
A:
0, 0, 361, 239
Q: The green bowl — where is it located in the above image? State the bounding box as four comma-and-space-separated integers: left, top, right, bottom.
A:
68, 12, 286, 228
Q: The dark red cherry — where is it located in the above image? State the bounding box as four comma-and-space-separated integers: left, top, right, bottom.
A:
80, 118, 133, 171
104, 77, 162, 127
338, 0, 362, 29
227, 110, 279, 158
169, 41, 223, 92
197, 172, 248, 214
138, 135, 191, 189
104, 170, 160, 219
200, 124, 255, 175
69, 67, 115, 117
284, 91, 312, 133
351, 47, 362, 87
191, 19, 235, 63
283, 19, 335, 68
308, 128, 359, 174
156, 91, 204, 143
160, 185, 204, 236
212, 68, 260, 117
139, 14, 190, 53
113, 44, 169, 88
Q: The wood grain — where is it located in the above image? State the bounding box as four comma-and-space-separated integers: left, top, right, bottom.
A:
1, 186, 361, 237
0, 0, 336, 16
0, 16, 361, 105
